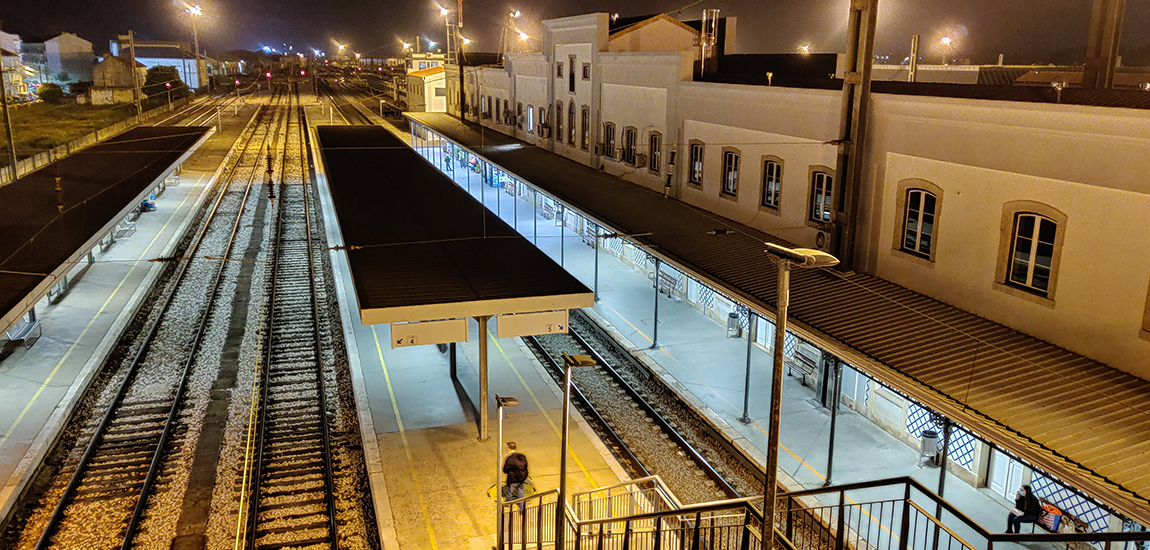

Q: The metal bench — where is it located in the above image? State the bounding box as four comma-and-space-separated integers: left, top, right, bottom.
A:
114, 220, 137, 239
786, 349, 818, 386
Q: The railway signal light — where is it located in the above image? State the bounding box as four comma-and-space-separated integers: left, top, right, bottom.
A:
235, 80, 241, 85
300, 70, 306, 76
165, 82, 171, 89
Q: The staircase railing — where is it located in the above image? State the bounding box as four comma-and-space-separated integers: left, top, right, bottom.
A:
501, 476, 1150, 550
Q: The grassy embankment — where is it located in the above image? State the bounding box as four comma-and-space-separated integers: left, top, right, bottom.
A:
0, 102, 136, 167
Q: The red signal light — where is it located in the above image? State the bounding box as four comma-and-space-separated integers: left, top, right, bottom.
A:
235, 80, 241, 85
165, 82, 171, 88
266, 72, 272, 78
300, 70, 306, 76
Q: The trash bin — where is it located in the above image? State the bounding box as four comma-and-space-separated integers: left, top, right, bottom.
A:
921, 429, 940, 466
727, 311, 742, 338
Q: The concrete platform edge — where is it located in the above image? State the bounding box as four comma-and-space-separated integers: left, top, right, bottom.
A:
0, 160, 222, 526
307, 122, 396, 549
581, 308, 809, 494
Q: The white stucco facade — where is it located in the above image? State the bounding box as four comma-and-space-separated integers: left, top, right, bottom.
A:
449, 11, 1150, 379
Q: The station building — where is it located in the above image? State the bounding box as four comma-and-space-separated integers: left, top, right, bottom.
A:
433, 8, 1150, 535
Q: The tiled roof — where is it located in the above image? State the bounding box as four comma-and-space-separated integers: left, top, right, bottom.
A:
407, 112, 1150, 526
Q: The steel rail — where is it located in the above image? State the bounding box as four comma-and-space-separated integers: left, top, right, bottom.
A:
244, 90, 339, 549
565, 319, 740, 497
526, 334, 652, 480
32, 91, 284, 550
119, 91, 289, 550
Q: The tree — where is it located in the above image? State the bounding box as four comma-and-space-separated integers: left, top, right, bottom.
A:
143, 66, 190, 101
37, 83, 64, 104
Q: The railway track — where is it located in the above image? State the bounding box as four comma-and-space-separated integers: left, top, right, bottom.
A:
7, 92, 291, 549
527, 309, 769, 505
237, 99, 338, 549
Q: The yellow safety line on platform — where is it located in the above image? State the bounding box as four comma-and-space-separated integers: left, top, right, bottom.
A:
605, 303, 894, 538
371, 325, 440, 550
0, 173, 205, 453
488, 331, 596, 487
604, 303, 675, 360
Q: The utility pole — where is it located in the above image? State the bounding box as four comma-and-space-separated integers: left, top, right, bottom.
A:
0, 21, 19, 181
128, 30, 142, 118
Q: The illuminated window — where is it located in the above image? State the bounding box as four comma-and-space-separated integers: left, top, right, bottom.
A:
761, 159, 781, 208
648, 132, 662, 173
1008, 213, 1058, 295
688, 141, 704, 184
809, 171, 833, 222
721, 150, 739, 196
902, 189, 937, 259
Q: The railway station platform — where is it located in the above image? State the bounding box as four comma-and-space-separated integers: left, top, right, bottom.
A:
393, 116, 1146, 548
0, 103, 261, 523
308, 120, 627, 550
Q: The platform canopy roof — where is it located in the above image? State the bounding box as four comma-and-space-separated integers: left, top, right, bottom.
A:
407, 111, 1150, 527
0, 126, 212, 335
315, 125, 593, 325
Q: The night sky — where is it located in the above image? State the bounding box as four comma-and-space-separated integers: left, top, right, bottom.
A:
2, 0, 1148, 65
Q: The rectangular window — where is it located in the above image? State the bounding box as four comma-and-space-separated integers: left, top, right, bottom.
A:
1009, 213, 1057, 295
580, 106, 590, 150
902, 189, 937, 258
516, 102, 523, 129
721, 151, 739, 196
557, 62, 564, 78
649, 133, 662, 172
688, 143, 704, 184
624, 128, 638, 165
567, 102, 576, 145
603, 123, 616, 159
810, 172, 833, 222
582, 62, 591, 80
568, 55, 577, 93
555, 101, 563, 139
527, 105, 535, 132
761, 160, 781, 208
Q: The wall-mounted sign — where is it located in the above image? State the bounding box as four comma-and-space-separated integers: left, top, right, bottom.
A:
391, 318, 469, 348
495, 310, 569, 339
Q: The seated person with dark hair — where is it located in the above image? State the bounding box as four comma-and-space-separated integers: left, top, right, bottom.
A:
1007, 485, 1041, 533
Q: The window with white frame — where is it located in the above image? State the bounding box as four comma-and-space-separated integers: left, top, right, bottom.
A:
648, 132, 662, 173
902, 189, 937, 259
689, 142, 704, 184
810, 171, 833, 222
721, 150, 739, 196
555, 101, 563, 138
623, 127, 638, 165
580, 106, 590, 150
527, 105, 534, 132
603, 123, 616, 159
761, 159, 781, 208
567, 102, 576, 144
1008, 213, 1058, 296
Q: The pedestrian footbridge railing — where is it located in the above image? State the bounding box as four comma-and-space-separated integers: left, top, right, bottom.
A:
501, 476, 1150, 550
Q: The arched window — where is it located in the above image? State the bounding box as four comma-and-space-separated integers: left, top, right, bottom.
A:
567, 102, 576, 145
648, 132, 662, 173
1008, 213, 1058, 295
555, 101, 563, 140
902, 189, 937, 258
602, 123, 616, 159
527, 105, 534, 132
809, 171, 833, 222
721, 149, 740, 196
688, 141, 704, 184
761, 159, 782, 208
623, 127, 638, 165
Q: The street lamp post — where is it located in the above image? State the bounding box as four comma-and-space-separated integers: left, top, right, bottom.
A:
495, 395, 520, 550
186, 5, 205, 92
557, 353, 595, 550
761, 243, 839, 550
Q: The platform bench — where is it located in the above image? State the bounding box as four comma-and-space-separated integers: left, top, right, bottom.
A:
786, 351, 818, 386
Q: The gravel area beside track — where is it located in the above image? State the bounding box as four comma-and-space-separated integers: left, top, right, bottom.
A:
529, 310, 767, 506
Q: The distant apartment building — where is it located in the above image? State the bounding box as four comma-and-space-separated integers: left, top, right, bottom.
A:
20, 32, 94, 84
1, 48, 29, 98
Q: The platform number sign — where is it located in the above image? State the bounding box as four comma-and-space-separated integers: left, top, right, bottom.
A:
391, 318, 469, 349
496, 310, 570, 339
